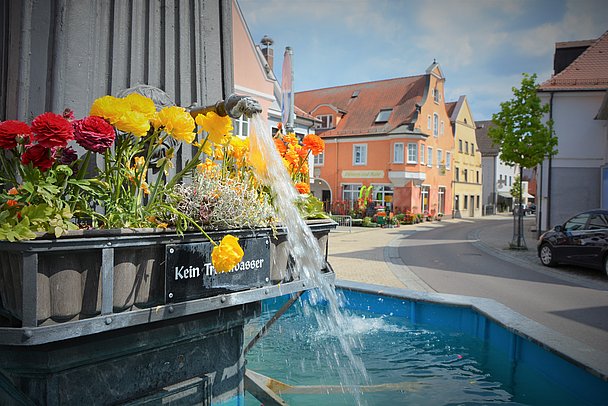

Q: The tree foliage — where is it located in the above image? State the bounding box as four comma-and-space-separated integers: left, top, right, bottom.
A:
510, 175, 522, 202
488, 73, 557, 168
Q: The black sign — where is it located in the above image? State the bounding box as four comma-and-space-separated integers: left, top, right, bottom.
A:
165, 236, 271, 303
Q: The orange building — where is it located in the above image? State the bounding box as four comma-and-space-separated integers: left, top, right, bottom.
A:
296, 62, 454, 216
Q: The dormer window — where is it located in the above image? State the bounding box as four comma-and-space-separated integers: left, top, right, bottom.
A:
351, 90, 360, 98
375, 109, 392, 123
316, 114, 333, 129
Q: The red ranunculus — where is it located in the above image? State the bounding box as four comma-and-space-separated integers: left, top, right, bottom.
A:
31, 112, 74, 148
58, 146, 78, 165
21, 144, 55, 172
73, 116, 116, 153
0, 120, 31, 149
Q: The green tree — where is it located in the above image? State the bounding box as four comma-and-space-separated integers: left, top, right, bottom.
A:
488, 73, 557, 249
510, 175, 522, 202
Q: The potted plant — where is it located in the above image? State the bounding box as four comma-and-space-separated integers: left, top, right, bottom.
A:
0, 93, 332, 326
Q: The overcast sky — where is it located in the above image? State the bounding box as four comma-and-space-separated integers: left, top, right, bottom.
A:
238, 0, 606, 121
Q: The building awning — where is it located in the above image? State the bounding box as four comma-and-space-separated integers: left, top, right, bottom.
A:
498, 191, 534, 199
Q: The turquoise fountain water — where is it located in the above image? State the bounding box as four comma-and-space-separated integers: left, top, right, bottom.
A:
249, 114, 369, 403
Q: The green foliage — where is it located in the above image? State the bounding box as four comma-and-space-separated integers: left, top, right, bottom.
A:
295, 194, 330, 220
488, 73, 558, 169
510, 175, 522, 201
0, 162, 94, 241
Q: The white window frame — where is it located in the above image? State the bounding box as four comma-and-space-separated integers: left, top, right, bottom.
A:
427, 115, 431, 130
437, 149, 443, 168
433, 113, 439, 137
458, 139, 463, 152
342, 184, 362, 209
393, 142, 404, 164
372, 184, 393, 207
353, 144, 367, 166
427, 147, 433, 167
316, 114, 333, 129
433, 88, 439, 103
314, 151, 324, 166
406, 143, 418, 163
233, 115, 250, 137
445, 152, 451, 170
420, 144, 425, 165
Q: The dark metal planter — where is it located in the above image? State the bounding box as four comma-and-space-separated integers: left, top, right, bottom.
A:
0, 220, 336, 405
0, 220, 336, 339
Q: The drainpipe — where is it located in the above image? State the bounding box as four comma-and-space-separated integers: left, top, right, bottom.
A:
546, 92, 554, 230
493, 155, 497, 214
537, 159, 543, 238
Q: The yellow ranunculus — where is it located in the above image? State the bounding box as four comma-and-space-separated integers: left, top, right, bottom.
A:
134, 156, 145, 168
124, 93, 156, 121
157, 106, 196, 144
114, 110, 151, 137
283, 132, 298, 146
284, 145, 299, 166
90, 95, 130, 125
211, 235, 244, 273
213, 145, 224, 161
197, 158, 217, 174
195, 111, 233, 145
228, 136, 248, 161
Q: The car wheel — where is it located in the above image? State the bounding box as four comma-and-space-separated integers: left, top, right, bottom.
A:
539, 244, 557, 267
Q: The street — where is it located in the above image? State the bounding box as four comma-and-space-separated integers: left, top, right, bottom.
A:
396, 217, 608, 354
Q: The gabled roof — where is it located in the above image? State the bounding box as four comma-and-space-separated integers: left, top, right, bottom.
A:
295, 75, 428, 137
445, 101, 457, 120
475, 120, 499, 156
539, 30, 608, 91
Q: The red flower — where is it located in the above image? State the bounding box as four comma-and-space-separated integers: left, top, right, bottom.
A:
58, 146, 78, 165
73, 116, 116, 153
0, 120, 31, 149
21, 144, 55, 172
6, 199, 18, 207
31, 112, 74, 148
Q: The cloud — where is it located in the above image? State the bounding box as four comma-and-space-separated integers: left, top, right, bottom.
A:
238, 0, 607, 121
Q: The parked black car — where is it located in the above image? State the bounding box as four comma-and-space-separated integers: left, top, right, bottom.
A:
537, 209, 608, 275
528, 204, 536, 215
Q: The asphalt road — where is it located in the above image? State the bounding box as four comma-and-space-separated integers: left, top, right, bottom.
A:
397, 218, 608, 354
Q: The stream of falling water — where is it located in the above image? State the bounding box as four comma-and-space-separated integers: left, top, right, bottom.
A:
249, 114, 369, 404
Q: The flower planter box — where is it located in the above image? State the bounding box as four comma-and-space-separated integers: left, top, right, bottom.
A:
0, 220, 336, 332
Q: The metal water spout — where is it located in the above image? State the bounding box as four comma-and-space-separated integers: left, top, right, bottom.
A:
189, 94, 262, 119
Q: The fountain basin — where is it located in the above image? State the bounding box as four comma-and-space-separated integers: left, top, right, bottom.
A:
246, 280, 608, 405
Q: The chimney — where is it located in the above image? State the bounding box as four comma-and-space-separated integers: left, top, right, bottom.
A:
260, 35, 274, 71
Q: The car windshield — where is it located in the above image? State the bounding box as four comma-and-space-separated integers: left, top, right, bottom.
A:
563, 214, 590, 231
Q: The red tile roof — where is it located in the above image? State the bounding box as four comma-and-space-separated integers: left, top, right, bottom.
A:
294, 75, 428, 137
445, 101, 457, 120
540, 30, 608, 91
294, 105, 319, 123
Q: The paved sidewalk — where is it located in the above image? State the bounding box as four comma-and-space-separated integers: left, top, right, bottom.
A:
327, 214, 540, 290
